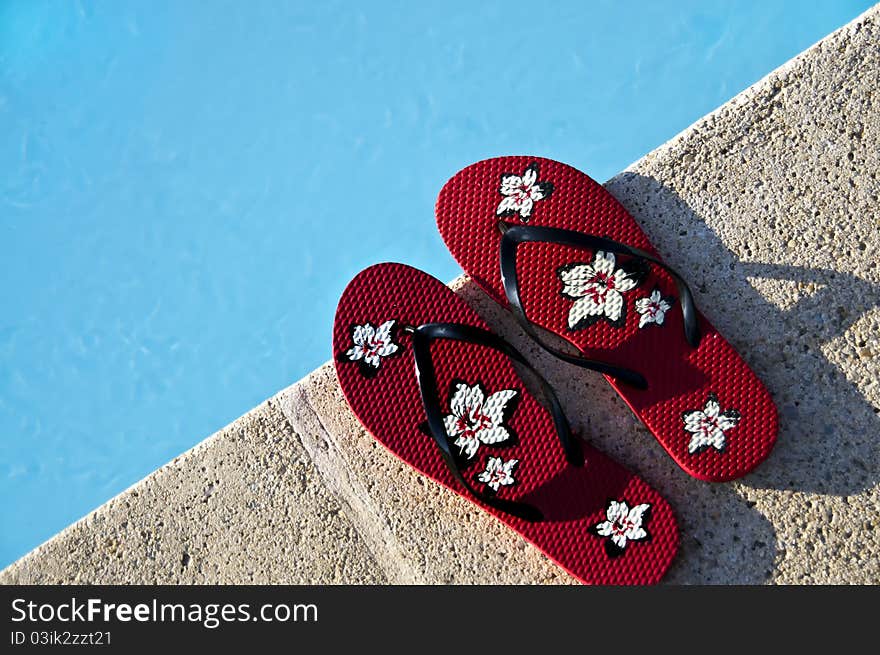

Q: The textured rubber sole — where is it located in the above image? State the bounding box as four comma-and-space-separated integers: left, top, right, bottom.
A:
436, 156, 778, 481
333, 262, 678, 584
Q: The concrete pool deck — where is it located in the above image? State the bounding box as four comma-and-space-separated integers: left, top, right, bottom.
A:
3, 4, 879, 585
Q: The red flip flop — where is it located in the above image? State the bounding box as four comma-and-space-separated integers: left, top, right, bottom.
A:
436, 156, 777, 482
333, 262, 678, 584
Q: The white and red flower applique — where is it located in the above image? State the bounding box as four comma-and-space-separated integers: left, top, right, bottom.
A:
496, 162, 554, 221
557, 251, 646, 330
342, 319, 400, 377
589, 499, 652, 558
477, 456, 519, 492
635, 287, 675, 329
682, 392, 742, 454
442, 381, 518, 459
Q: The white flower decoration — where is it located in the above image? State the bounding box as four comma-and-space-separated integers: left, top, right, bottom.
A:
443, 382, 518, 459
496, 162, 554, 221
635, 287, 674, 329
344, 319, 399, 376
477, 456, 519, 492
590, 499, 651, 557
557, 251, 641, 330
682, 393, 742, 454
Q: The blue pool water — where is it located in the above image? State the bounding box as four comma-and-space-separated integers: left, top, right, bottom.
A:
0, 1, 873, 567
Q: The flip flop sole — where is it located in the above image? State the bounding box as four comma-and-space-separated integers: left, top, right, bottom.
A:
333, 262, 678, 584
436, 156, 778, 482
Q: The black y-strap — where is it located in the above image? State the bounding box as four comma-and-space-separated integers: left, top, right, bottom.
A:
498, 222, 701, 390
407, 322, 584, 523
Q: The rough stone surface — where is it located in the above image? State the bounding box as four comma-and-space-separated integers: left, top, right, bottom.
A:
3, 5, 878, 585
0, 400, 388, 584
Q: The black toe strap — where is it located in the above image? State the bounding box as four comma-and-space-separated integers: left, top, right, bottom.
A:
498, 222, 701, 389
407, 321, 584, 523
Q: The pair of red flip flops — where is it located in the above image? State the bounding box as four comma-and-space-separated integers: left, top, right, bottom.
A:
333, 156, 777, 584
